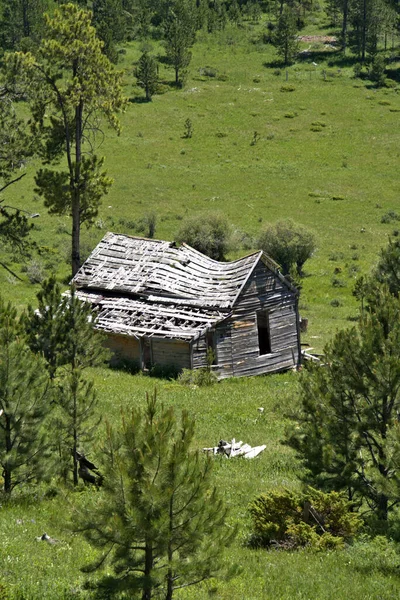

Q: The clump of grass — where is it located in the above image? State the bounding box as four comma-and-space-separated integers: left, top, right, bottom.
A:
332, 277, 346, 288
280, 84, 296, 92
331, 195, 345, 201
330, 298, 342, 307
381, 210, 399, 224
284, 112, 297, 118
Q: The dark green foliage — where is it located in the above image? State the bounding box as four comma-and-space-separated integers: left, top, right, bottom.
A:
374, 238, 400, 296
24, 276, 63, 379
0, 0, 51, 51
288, 286, 400, 521
77, 392, 235, 599
34, 156, 112, 227
273, 5, 298, 65
3, 2, 125, 275
0, 95, 37, 271
135, 51, 158, 101
258, 219, 316, 276
164, 0, 196, 86
249, 487, 361, 549
0, 297, 51, 495
176, 212, 231, 261
369, 54, 386, 86
92, 0, 128, 63
24, 279, 109, 485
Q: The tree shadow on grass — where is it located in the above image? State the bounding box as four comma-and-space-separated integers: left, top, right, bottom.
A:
128, 97, 150, 104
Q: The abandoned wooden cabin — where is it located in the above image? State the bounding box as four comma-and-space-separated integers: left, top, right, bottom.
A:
72, 232, 301, 379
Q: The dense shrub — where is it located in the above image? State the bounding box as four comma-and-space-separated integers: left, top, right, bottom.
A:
258, 219, 316, 276
176, 212, 231, 260
249, 488, 361, 550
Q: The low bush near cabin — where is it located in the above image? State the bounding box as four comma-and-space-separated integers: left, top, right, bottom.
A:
248, 488, 361, 550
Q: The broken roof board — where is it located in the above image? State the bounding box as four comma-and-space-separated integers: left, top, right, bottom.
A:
73, 232, 266, 310
72, 233, 296, 342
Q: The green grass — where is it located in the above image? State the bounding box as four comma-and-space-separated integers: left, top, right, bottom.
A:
2, 369, 400, 599
4, 28, 400, 345
2, 17, 400, 599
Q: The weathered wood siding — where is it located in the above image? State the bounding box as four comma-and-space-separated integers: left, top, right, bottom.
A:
151, 339, 191, 370
214, 263, 299, 379
106, 333, 140, 366
192, 335, 208, 370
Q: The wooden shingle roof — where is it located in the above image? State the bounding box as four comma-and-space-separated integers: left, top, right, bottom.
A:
73, 232, 263, 310
72, 233, 293, 341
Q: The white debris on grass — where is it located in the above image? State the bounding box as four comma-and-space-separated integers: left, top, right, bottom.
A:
203, 438, 266, 459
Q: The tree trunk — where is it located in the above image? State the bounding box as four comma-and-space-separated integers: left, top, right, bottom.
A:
376, 494, 388, 521
22, 0, 30, 38
72, 59, 83, 276
361, 0, 367, 61
341, 0, 348, 52
142, 538, 153, 600
72, 377, 79, 487
4, 414, 12, 494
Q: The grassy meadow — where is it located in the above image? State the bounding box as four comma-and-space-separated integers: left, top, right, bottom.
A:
2, 11, 400, 599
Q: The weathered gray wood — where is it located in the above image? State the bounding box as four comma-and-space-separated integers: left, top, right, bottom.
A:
72, 233, 300, 378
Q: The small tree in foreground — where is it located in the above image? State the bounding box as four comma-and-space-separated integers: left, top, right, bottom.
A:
176, 212, 231, 261
0, 299, 51, 495
24, 279, 108, 485
287, 286, 400, 522
258, 219, 316, 276
77, 392, 236, 599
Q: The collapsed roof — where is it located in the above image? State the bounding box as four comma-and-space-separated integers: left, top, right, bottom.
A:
72, 232, 286, 341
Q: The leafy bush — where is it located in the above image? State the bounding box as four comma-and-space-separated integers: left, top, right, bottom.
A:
176, 212, 231, 260
249, 488, 361, 550
258, 219, 316, 276
178, 366, 217, 387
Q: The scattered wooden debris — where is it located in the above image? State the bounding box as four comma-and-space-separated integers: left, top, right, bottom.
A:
301, 349, 322, 363
203, 438, 266, 459
36, 532, 59, 544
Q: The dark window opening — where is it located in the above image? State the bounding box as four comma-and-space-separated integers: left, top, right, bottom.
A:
257, 311, 271, 355
206, 331, 216, 365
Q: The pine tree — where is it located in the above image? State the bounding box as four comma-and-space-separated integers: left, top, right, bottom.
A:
273, 5, 299, 65
288, 285, 400, 521
3, 3, 125, 276
77, 392, 236, 599
0, 0, 51, 50
0, 298, 51, 495
24, 280, 109, 485
135, 51, 158, 101
51, 286, 108, 485
92, 0, 128, 63
164, 0, 196, 86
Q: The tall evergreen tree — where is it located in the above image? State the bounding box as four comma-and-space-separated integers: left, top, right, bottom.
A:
92, 0, 128, 63
24, 279, 108, 485
288, 285, 400, 521
164, 0, 196, 86
135, 51, 158, 100
0, 0, 52, 50
78, 392, 236, 599
273, 5, 299, 65
0, 93, 37, 276
0, 298, 51, 495
4, 3, 125, 276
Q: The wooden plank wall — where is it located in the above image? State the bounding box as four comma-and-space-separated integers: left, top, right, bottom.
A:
106, 333, 141, 366
192, 335, 208, 370
214, 262, 299, 379
152, 339, 191, 369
